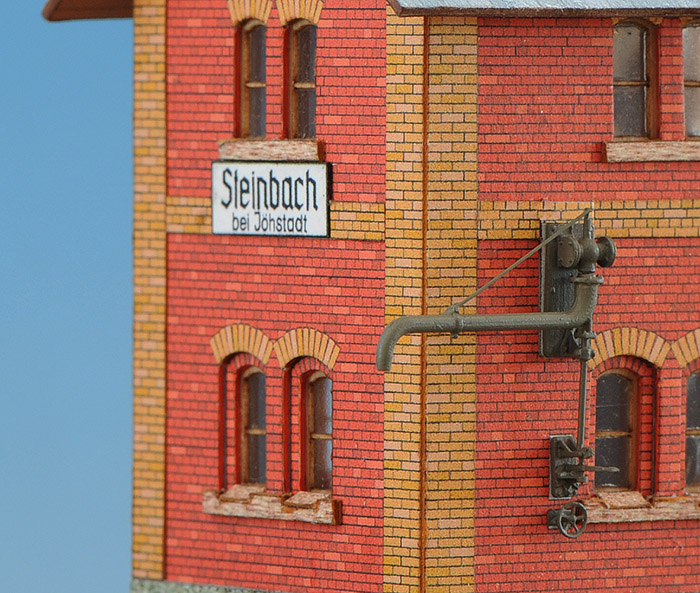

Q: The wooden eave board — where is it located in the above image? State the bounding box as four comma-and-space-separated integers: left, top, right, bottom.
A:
43, 0, 133, 21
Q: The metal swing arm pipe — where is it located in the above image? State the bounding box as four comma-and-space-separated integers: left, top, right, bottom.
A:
376, 276, 599, 372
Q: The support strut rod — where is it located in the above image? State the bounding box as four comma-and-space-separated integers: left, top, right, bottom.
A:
376, 209, 615, 377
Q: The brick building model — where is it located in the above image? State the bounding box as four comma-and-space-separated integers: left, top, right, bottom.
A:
44, 0, 700, 591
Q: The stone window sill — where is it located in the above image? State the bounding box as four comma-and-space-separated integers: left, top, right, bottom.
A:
584, 491, 700, 523
218, 138, 325, 162
202, 484, 341, 525
603, 140, 700, 162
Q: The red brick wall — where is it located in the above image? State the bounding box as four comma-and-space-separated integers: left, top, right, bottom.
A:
475, 239, 700, 592
163, 2, 386, 591
166, 1, 386, 203
475, 15, 700, 592
477, 17, 696, 203
166, 236, 384, 592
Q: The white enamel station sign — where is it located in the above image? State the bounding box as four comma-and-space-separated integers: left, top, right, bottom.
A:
212, 161, 330, 237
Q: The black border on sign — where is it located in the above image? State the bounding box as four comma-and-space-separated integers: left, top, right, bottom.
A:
211, 160, 332, 238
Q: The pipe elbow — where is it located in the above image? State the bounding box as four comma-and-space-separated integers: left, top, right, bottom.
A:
375, 275, 600, 372
375, 318, 408, 372
376, 315, 462, 372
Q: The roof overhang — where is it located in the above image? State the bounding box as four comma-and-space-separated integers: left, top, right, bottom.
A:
388, 0, 700, 16
42, 0, 133, 21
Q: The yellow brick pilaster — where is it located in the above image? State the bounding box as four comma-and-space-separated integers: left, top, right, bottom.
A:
384, 11, 478, 593
424, 17, 478, 593
385, 8, 426, 593
132, 0, 167, 580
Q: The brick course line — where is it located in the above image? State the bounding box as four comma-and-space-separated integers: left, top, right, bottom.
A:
419, 17, 429, 593
166, 197, 385, 241
478, 200, 700, 241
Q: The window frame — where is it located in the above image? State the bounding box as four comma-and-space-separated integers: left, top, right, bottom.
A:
612, 19, 659, 140
284, 19, 317, 139
301, 370, 333, 492
218, 356, 267, 490
686, 371, 700, 491
235, 18, 266, 138
683, 21, 700, 138
594, 368, 639, 491
239, 366, 267, 485
205, 326, 341, 524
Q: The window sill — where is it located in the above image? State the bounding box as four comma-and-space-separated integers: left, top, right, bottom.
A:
584, 491, 700, 523
218, 138, 324, 162
202, 484, 341, 525
603, 140, 700, 162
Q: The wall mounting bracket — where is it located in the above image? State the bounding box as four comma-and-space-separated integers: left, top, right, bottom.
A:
375, 209, 619, 539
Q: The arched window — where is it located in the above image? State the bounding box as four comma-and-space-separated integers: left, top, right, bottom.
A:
303, 371, 332, 490
683, 22, 700, 137
285, 20, 317, 138
595, 370, 637, 489
220, 357, 267, 488
240, 367, 266, 484
236, 19, 266, 138
613, 21, 658, 138
686, 371, 700, 489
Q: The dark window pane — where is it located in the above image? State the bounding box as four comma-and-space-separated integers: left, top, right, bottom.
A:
296, 88, 316, 138
685, 87, 700, 137
245, 24, 266, 138
595, 436, 630, 488
613, 24, 646, 82
684, 25, 700, 81
688, 373, 700, 429
248, 25, 266, 83
312, 377, 332, 434
247, 433, 266, 483
686, 436, 700, 487
312, 439, 332, 490
248, 87, 266, 138
297, 25, 316, 83
246, 372, 266, 429
596, 373, 632, 433
614, 86, 647, 137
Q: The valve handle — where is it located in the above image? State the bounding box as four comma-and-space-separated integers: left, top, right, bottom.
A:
557, 501, 588, 539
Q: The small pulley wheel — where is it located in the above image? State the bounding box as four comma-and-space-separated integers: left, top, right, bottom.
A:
558, 501, 588, 539
596, 236, 616, 268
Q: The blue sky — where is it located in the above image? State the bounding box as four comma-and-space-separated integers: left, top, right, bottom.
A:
2, 5, 132, 593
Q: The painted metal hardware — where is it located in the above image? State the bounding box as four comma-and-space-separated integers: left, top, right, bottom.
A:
547, 501, 588, 539
540, 221, 616, 358
549, 435, 619, 499
375, 209, 618, 539
375, 209, 611, 373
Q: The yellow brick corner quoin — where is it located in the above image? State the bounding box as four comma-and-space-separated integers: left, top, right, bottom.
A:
384, 7, 426, 592
384, 9, 478, 593
132, 0, 167, 581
